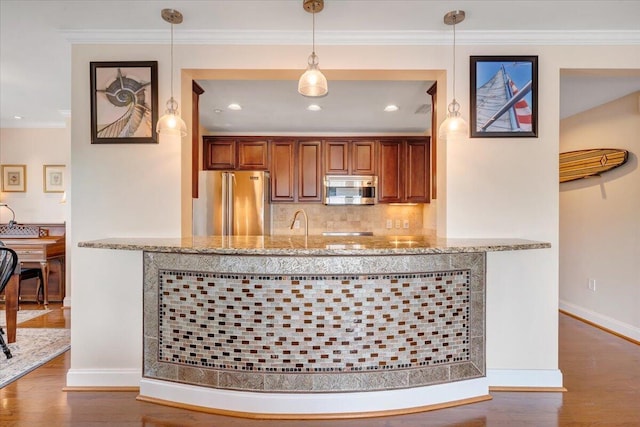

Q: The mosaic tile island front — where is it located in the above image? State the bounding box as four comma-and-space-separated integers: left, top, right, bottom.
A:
80, 235, 549, 397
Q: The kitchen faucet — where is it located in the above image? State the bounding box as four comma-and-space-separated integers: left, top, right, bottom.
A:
290, 209, 309, 237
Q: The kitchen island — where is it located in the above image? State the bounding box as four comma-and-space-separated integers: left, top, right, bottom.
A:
79, 235, 550, 418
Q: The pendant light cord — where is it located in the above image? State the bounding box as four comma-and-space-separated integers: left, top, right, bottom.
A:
312, 4, 316, 55
452, 16, 457, 101
170, 21, 174, 101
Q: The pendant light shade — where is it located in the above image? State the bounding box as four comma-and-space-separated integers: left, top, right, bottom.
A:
439, 10, 467, 140
157, 9, 187, 137
298, 0, 328, 97
298, 52, 328, 97
157, 97, 187, 137
438, 99, 468, 139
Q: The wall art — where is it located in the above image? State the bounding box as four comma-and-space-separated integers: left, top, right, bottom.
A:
43, 164, 66, 193
470, 55, 538, 138
90, 61, 158, 144
1, 164, 27, 192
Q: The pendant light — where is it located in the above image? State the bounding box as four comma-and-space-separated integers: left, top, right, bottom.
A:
438, 10, 468, 140
157, 8, 187, 137
298, 0, 328, 97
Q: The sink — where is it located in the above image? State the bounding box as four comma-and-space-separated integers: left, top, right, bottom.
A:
322, 231, 374, 237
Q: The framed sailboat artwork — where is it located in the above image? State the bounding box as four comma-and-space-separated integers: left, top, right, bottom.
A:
90, 61, 159, 144
470, 56, 538, 138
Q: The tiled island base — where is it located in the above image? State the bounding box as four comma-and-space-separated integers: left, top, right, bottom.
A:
140, 251, 488, 417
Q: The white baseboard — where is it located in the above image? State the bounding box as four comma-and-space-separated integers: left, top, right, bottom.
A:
66, 368, 140, 387
559, 300, 640, 342
487, 369, 563, 388
62, 296, 72, 307
140, 377, 489, 415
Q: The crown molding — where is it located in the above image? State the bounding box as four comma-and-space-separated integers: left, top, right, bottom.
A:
0, 120, 67, 129
62, 29, 640, 46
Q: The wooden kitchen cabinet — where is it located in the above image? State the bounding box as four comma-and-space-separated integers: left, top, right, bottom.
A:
203, 137, 268, 170
378, 137, 430, 203
324, 140, 350, 174
203, 135, 426, 204
298, 140, 322, 202
270, 140, 295, 201
203, 137, 235, 169
237, 140, 269, 170
270, 139, 322, 203
378, 140, 403, 202
352, 140, 376, 174
404, 139, 430, 202
324, 139, 376, 175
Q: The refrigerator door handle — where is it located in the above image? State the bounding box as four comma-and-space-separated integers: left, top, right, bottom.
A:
221, 172, 227, 234
221, 172, 231, 235
227, 172, 235, 234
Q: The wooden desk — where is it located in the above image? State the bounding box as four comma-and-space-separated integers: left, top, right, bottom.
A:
2, 237, 65, 307
1, 223, 65, 344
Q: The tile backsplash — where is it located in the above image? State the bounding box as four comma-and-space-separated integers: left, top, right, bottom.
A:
272, 203, 426, 236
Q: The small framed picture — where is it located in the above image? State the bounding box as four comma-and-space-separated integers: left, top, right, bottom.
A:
43, 164, 66, 193
90, 61, 158, 144
1, 164, 27, 192
470, 55, 538, 138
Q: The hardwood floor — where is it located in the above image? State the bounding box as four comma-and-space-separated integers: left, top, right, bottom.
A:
1, 304, 639, 426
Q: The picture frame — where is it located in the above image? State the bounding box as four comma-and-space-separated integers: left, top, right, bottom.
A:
90, 61, 158, 144
1, 164, 27, 192
43, 164, 66, 193
470, 55, 538, 138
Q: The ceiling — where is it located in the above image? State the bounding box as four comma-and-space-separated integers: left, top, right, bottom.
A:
196, 79, 435, 133
1, 1, 639, 131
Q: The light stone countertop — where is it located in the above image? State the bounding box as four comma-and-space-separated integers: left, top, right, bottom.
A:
78, 235, 550, 256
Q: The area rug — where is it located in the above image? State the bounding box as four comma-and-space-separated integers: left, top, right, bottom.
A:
0, 309, 52, 327
0, 328, 70, 388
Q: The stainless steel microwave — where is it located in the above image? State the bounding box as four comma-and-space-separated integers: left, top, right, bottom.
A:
323, 175, 377, 205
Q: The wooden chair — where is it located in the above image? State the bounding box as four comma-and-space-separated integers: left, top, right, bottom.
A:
0, 246, 18, 359
18, 267, 44, 304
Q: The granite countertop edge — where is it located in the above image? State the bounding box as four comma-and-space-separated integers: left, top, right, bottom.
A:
78, 236, 551, 256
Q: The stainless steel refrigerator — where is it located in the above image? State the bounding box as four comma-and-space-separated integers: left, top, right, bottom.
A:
193, 170, 271, 236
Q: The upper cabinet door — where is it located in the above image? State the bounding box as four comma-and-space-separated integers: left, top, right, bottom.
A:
203, 137, 236, 170
351, 140, 376, 175
203, 137, 268, 170
270, 140, 295, 202
405, 140, 430, 203
298, 140, 322, 202
324, 140, 376, 175
237, 140, 269, 170
377, 138, 430, 203
378, 140, 403, 203
324, 141, 349, 175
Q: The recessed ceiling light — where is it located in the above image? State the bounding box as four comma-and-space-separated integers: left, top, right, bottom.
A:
13, 115, 23, 120
307, 104, 322, 111
227, 103, 242, 111
384, 105, 399, 112
214, 109, 223, 114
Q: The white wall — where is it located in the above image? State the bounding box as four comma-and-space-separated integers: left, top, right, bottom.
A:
0, 126, 71, 300
559, 92, 640, 341
0, 127, 69, 223
67, 44, 181, 385
67, 41, 640, 389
